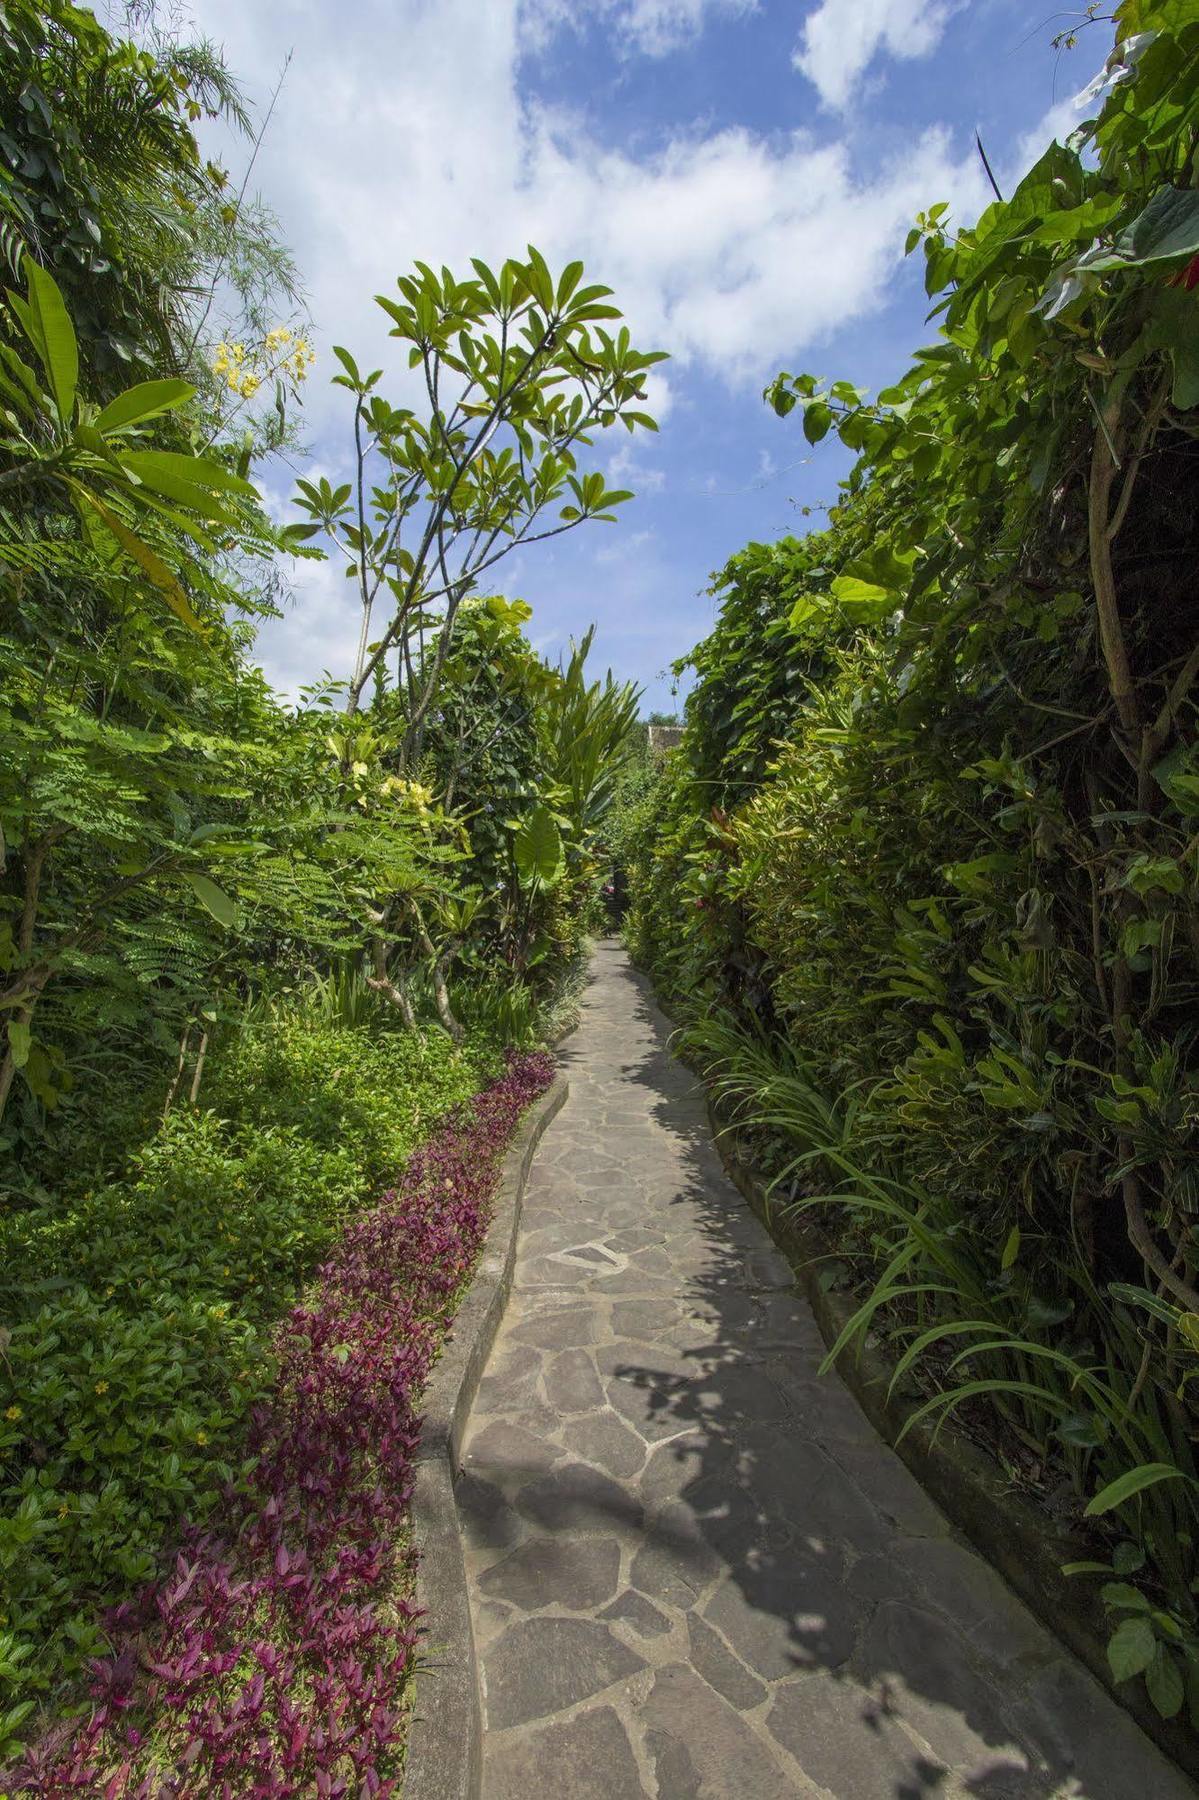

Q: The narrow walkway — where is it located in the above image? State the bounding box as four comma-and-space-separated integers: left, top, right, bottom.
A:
458, 944, 1190, 1799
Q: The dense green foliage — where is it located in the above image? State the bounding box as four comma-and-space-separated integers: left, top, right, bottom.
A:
626, 0, 1199, 1729
0, 1016, 492, 1728
0, 0, 645, 1754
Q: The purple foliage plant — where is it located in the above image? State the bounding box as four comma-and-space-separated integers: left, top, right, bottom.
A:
10, 1051, 554, 1799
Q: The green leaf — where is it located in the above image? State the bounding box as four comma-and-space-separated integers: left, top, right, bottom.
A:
21, 257, 78, 424
70, 486, 208, 634
125, 449, 256, 498
1001, 1223, 1021, 1270
1107, 1616, 1156, 1684
1086, 1462, 1194, 1517
186, 874, 237, 928
7, 1020, 30, 1070
1108, 185, 1199, 268
1146, 1646, 1185, 1718
116, 454, 230, 519
787, 594, 823, 633
95, 379, 196, 436
802, 400, 833, 445
514, 803, 562, 888
557, 260, 585, 308
829, 575, 895, 621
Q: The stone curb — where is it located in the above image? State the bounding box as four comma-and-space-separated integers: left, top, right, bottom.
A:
705, 1096, 1199, 1786
403, 1072, 568, 1800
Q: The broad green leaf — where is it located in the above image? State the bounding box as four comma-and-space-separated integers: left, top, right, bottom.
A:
787, 595, 822, 633
514, 803, 562, 888
1086, 1462, 1193, 1517
7, 1020, 30, 1069
1107, 1616, 1156, 1684
70, 487, 207, 634
117, 452, 232, 520
124, 449, 256, 498
1146, 1647, 1185, 1718
187, 874, 237, 928
95, 379, 196, 436
802, 401, 833, 445
1001, 1223, 1021, 1270
829, 575, 895, 621
21, 257, 78, 424
1108, 185, 1199, 267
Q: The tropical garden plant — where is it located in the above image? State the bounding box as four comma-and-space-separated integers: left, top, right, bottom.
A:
0, 0, 647, 1769
625, 0, 1199, 1732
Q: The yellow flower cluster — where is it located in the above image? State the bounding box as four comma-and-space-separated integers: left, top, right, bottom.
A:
212, 340, 258, 399
265, 325, 316, 384
381, 775, 433, 817
211, 327, 315, 401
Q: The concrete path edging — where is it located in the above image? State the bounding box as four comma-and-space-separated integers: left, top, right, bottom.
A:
403, 1072, 569, 1800
707, 1101, 1199, 1785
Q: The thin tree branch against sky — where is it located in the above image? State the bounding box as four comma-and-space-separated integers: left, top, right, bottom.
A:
173, 0, 1104, 709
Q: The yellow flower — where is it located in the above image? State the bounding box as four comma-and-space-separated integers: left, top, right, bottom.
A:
195, 1430, 209, 1446
4, 1406, 21, 1423
94, 1381, 109, 1395
57, 1503, 70, 1519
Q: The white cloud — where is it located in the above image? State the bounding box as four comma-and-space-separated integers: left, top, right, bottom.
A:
607, 441, 666, 492
794, 0, 953, 111
190, 0, 982, 388
523, 0, 755, 57
183, 0, 983, 691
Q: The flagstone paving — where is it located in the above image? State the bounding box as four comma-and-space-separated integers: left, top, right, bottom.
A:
457, 941, 1193, 1799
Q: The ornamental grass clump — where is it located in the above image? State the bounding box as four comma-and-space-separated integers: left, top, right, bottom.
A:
9, 1051, 554, 1798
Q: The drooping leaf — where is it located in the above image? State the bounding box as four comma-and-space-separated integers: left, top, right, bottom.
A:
21, 257, 78, 424
1107, 185, 1199, 267
70, 486, 207, 634
1146, 1647, 1185, 1718
186, 874, 237, 928
7, 1019, 30, 1069
1085, 1462, 1193, 1517
95, 379, 196, 436
1107, 1616, 1156, 1684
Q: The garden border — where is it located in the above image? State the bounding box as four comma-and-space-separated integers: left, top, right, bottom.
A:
403, 1071, 568, 1800
706, 1097, 1199, 1784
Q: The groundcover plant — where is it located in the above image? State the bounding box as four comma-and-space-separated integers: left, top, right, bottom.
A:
8, 1052, 553, 1795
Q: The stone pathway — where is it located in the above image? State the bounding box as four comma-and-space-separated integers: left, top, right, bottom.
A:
456, 943, 1192, 1799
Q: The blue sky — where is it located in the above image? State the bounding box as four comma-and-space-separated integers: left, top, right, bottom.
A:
184, 0, 1103, 712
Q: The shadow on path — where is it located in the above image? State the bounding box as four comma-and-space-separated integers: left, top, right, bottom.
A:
453, 943, 1189, 1800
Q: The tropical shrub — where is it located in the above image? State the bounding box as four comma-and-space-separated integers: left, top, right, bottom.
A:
6, 1051, 554, 1795
626, 0, 1199, 1728
0, 1017, 491, 1725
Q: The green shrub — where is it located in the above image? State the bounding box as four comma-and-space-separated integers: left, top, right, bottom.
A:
627, 0, 1199, 1727
0, 1016, 495, 1707
209, 1014, 499, 1184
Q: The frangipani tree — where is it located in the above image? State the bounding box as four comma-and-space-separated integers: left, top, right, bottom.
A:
289, 247, 664, 1027
289, 247, 665, 750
